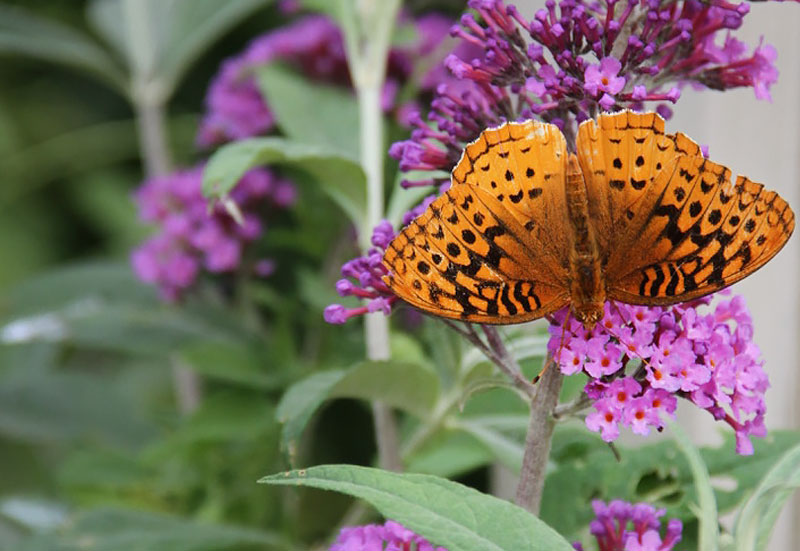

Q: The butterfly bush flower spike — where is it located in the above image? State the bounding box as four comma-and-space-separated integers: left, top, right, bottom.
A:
549, 294, 768, 454
324, 221, 399, 325
575, 499, 682, 551
330, 520, 447, 551
132, 165, 295, 300
391, 0, 781, 182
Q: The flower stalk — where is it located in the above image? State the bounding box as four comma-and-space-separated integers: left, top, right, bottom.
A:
515, 356, 563, 515
343, 0, 404, 471
124, 0, 202, 414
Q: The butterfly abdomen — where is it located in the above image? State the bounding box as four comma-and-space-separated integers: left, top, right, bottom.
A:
565, 154, 606, 327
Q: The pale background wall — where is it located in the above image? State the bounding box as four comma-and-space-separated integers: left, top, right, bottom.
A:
513, 2, 800, 548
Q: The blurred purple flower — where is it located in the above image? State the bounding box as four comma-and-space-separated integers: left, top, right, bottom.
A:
131, 165, 295, 300
547, 294, 767, 455
198, 13, 463, 147
325, 221, 398, 325
330, 520, 447, 551
577, 499, 682, 551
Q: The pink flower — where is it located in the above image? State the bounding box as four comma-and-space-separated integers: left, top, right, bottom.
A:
330, 521, 446, 551
581, 499, 682, 551
131, 165, 293, 300
751, 41, 779, 101
586, 399, 621, 442
584, 57, 626, 96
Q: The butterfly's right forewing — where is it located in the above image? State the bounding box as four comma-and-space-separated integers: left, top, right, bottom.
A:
606, 154, 794, 305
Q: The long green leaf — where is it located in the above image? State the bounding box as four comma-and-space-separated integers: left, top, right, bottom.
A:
17, 508, 283, 551
0, 116, 198, 205
88, 0, 270, 98
670, 421, 719, 551
454, 419, 524, 472
733, 442, 800, 551
203, 137, 367, 228
0, 5, 126, 91
277, 360, 439, 461
256, 64, 360, 160
261, 465, 575, 551
160, 0, 271, 94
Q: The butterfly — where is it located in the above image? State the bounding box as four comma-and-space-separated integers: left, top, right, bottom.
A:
382, 110, 794, 328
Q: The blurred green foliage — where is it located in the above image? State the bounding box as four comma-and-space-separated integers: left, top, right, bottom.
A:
0, 2, 797, 551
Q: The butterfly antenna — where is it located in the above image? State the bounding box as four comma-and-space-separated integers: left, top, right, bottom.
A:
534, 309, 572, 384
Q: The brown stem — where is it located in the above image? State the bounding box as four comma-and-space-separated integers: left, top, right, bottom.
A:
514, 356, 563, 515
482, 326, 537, 397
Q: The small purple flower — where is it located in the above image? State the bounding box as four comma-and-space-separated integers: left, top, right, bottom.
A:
330, 520, 447, 551
548, 294, 767, 454
325, 223, 399, 323
580, 499, 682, 551
388, 0, 782, 182
131, 165, 295, 300
584, 57, 626, 97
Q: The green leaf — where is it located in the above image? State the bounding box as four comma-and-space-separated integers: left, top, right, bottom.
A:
255, 64, 359, 160
542, 427, 800, 542
406, 429, 494, 478
277, 361, 439, 459
203, 137, 367, 228
17, 508, 283, 551
0, 262, 256, 355
0, 261, 154, 320
158, 0, 271, 96
670, 421, 719, 551
261, 465, 575, 551
178, 340, 280, 389
454, 418, 525, 472
0, 370, 155, 448
88, 0, 270, 99
0, 116, 198, 205
172, 392, 276, 444
0, 5, 125, 91
733, 442, 800, 551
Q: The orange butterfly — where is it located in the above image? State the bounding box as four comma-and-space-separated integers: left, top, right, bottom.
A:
382, 111, 794, 328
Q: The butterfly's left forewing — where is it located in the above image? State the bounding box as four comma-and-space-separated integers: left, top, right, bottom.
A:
383, 180, 570, 323
383, 119, 574, 323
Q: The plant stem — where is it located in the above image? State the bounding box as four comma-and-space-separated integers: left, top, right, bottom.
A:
482, 326, 537, 397
125, 0, 202, 415
351, 4, 403, 471
514, 356, 563, 515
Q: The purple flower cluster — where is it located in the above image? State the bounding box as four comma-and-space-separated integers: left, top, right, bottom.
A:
324, 221, 399, 325
131, 165, 296, 300
574, 500, 682, 551
548, 294, 767, 454
197, 13, 461, 147
391, 0, 781, 185
330, 520, 447, 551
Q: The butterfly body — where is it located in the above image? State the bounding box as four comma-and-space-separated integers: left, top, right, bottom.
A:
565, 153, 605, 328
383, 111, 794, 328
